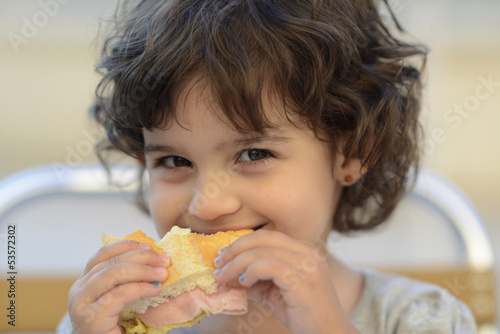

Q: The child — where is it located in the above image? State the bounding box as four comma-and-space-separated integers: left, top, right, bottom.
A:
59, 0, 476, 333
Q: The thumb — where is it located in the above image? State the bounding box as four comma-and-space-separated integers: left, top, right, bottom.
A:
248, 282, 286, 319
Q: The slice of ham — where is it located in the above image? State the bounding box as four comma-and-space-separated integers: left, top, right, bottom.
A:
138, 285, 249, 328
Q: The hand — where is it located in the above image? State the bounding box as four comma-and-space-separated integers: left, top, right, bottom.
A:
67, 240, 169, 334
213, 230, 359, 334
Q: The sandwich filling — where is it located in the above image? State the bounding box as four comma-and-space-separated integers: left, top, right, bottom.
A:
138, 285, 249, 328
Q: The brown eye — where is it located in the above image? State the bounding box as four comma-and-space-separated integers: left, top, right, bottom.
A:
159, 156, 192, 168
239, 149, 271, 161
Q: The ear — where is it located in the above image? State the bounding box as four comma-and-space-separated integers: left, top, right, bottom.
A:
334, 153, 367, 186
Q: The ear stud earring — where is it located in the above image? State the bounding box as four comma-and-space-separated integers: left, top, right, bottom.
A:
344, 175, 353, 183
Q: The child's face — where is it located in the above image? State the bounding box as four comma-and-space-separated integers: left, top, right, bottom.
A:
143, 81, 345, 245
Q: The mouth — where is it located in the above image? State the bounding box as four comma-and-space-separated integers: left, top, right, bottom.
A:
189, 224, 266, 235
252, 224, 265, 231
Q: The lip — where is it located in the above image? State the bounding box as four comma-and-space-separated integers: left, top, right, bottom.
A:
189, 224, 266, 235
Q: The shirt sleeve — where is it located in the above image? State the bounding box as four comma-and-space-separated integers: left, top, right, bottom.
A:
392, 287, 477, 333
55, 312, 73, 334
350, 269, 478, 334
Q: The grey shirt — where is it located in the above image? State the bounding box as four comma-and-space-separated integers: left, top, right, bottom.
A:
57, 268, 477, 333
349, 268, 476, 333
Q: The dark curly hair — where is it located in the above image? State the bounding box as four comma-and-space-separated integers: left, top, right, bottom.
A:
92, 0, 427, 233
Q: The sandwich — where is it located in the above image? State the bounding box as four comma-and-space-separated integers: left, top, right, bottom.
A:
102, 226, 253, 334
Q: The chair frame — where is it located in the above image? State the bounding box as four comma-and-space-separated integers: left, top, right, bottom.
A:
409, 169, 494, 272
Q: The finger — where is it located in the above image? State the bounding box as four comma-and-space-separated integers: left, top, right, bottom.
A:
82, 263, 168, 302
78, 282, 163, 326
247, 281, 287, 315
98, 282, 163, 316
215, 230, 308, 267
237, 258, 301, 293
240, 258, 332, 308
214, 247, 299, 283
79, 248, 170, 286
83, 240, 153, 276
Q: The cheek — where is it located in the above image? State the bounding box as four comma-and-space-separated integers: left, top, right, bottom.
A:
256, 168, 338, 239
148, 183, 188, 236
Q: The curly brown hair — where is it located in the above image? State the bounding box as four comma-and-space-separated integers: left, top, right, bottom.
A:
92, 0, 427, 233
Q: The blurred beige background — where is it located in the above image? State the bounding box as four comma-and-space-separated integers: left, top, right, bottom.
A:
0, 1, 499, 249
0, 0, 499, 330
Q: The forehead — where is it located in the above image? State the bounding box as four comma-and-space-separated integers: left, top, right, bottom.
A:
167, 76, 304, 134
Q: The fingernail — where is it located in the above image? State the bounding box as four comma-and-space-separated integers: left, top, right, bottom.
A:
159, 254, 170, 265
152, 282, 161, 287
217, 248, 225, 256
214, 268, 222, 275
239, 274, 245, 283
214, 256, 221, 266
140, 242, 151, 249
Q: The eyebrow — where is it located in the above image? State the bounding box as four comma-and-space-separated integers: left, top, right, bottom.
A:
143, 133, 292, 154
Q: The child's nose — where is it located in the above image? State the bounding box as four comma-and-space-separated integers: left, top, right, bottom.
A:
188, 172, 241, 221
